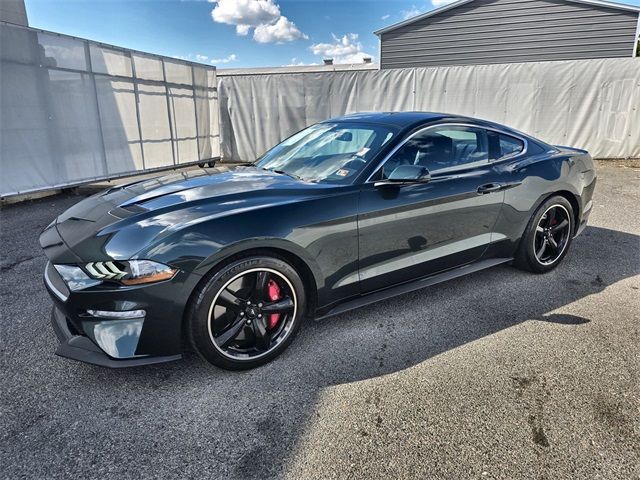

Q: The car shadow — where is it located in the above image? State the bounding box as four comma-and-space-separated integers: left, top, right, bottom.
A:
65, 225, 638, 479
279, 225, 637, 386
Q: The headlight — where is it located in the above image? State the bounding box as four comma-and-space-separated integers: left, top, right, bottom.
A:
84, 260, 177, 286
54, 265, 102, 291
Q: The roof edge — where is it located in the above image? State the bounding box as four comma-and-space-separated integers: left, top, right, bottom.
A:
217, 63, 378, 77
374, 0, 640, 36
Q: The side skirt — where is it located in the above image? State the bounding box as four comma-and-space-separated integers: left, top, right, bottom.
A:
315, 257, 513, 321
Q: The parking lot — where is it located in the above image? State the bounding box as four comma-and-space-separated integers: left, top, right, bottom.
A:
1, 161, 638, 479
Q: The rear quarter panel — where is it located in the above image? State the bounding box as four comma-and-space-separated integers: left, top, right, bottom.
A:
491, 148, 596, 257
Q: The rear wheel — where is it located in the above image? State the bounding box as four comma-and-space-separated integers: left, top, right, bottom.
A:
187, 255, 306, 370
515, 195, 574, 273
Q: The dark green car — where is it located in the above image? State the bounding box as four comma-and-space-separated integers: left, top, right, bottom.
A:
41, 112, 596, 370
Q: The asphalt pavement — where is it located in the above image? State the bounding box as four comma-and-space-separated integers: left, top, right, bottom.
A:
1, 161, 638, 480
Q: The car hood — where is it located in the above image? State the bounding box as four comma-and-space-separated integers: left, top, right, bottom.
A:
41, 165, 333, 262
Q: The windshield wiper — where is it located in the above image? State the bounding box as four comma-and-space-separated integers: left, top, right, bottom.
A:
269, 169, 305, 182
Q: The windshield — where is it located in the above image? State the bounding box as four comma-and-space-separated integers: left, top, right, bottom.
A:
255, 122, 397, 184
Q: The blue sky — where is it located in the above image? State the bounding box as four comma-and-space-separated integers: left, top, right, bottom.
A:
25, 0, 640, 68
23, 0, 465, 66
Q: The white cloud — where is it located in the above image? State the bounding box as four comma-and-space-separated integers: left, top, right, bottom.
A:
285, 58, 319, 67
211, 0, 280, 27
253, 16, 308, 43
381, 14, 390, 20
172, 53, 207, 62
236, 24, 251, 36
174, 53, 237, 64
210, 0, 307, 43
401, 5, 423, 19
309, 33, 374, 64
431, 0, 458, 6
211, 53, 238, 64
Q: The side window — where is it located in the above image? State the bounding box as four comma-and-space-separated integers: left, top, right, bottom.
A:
488, 132, 525, 160
499, 134, 525, 157
381, 126, 489, 178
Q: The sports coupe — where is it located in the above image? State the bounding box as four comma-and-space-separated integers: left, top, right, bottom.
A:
41, 112, 596, 370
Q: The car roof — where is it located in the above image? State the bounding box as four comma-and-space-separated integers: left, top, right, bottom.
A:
323, 112, 449, 129
323, 111, 538, 143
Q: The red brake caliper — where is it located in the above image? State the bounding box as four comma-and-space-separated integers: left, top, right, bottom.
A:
267, 279, 282, 329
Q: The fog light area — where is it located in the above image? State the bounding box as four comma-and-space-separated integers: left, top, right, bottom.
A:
83, 317, 145, 359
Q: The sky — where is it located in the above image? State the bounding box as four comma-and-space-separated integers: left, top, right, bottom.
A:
25, 0, 640, 68
23, 0, 466, 67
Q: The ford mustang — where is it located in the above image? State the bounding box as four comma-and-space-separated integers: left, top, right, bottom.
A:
40, 112, 596, 370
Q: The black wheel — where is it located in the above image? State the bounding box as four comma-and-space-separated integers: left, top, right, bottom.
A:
515, 195, 574, 273
187, 255, 306, 370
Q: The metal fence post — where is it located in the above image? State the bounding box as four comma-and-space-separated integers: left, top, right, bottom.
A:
85, 41, 110, 177
191, 65, 202, 162
162, 60, 178, 166
130, 55, 147, 170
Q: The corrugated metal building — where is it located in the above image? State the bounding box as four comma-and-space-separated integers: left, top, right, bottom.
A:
376, 0, 640, 68
0, 0, 28, 26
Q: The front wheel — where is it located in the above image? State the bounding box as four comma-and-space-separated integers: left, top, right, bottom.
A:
187, 256, 306, 370
515, 195, 575, 273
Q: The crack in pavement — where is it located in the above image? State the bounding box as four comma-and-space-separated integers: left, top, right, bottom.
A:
0, 254, 41, 272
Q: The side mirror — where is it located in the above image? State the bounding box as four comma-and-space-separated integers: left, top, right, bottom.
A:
375, 165, 431, 187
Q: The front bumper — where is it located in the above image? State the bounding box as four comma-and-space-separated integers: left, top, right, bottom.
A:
43, 259, 199, 368
51, 306, 181, 368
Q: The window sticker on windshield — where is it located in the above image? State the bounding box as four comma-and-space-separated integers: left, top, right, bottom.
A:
355, 147, 370, 157
336, 168, 351, 177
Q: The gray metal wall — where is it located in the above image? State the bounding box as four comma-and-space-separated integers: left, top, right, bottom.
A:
0, 0, 28, 26
379, 0, 640, 68
0, 22, 220, 197
217, 57, 640, 162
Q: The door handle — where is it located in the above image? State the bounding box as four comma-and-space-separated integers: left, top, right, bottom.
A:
477, 183, 504, 194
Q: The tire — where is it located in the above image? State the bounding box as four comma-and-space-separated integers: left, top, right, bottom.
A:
186, 255, 306, 370
515, 195, 575, 274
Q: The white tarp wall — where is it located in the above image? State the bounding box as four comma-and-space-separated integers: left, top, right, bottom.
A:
218, 58, 639, 162
0, 22, 220, 197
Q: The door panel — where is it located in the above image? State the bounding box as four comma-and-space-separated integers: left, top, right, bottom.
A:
357, 169, 504, 293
